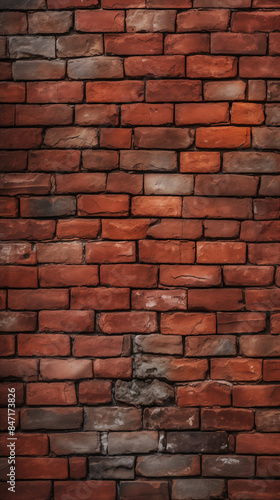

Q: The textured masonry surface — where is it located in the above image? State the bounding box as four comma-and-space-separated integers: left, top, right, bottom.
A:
0, 0, 280, 499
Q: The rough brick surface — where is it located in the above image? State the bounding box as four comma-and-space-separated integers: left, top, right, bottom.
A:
1, 0, 279, 497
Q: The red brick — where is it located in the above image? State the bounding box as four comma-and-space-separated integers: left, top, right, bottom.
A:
0, 432, 47, 455
246, 289, 280, 311
187, 55, 237, 78
0, 359, 38, 382
100, 128, 132, 149
120, 481, 169, 500
135, 127, 194, 149
241, 221, 280, 241
0, 62, 11, 80
195, 174, 259, 196
103, 0, 145, 6
239, 335, 280, 357
28, 11, 73, 34
39, 265, 98, 287
83, 150, 119, 170
147, 0, 191, 5
0, 290, 6, 309
196, 126, 250, 149
100, 264, 157, 288
0, 173, 51, 195
132, 289, 187, 311
107, 172, 143, 195
49, 0, 98, 6
185, 335, 236, 357
16, 104, 72, 126
224, 265, 274, 286
183, 197, 252, 219
0, 82, 25, 103
125, 55, 184, 78
201, 408, 254, 431
87, 240, 135, 263
271, 314, 280, 334
94, 358, 132, 379
160, 265, 221, 287
0, 197, 18, 217
57, 219, 100, 239
270, 33, 280, 55
257, 456, 280, 477
161, 312, 216, 335
236, 432, 280, 454
13, 60, 66, 81
0, 312, 34, 332
126, 9, 175, 32
248, 79, 266, 101
147, 219, 202, 240
180, 152, 220, 173
232, 11, 280, 33
188, 289, 243, 311
39, 310, 94, 332
240, 57, 280, 78
0, 480, 49, 499
73, 335, 125, 357
99, 311, 157, 333
27, 382, 76, 405
176, 103, 229, 125
86, 80, 144, 103
18, 334, 70, 357
0, 128, 42, 149
58, 34, 102, 57
0, 151, 27, 172
204, 80, 246, 101
197, 242, 246, 264
211, 32, 266, 55
195, 0, 251, 5
40, 359, 92, 380
54, 481, 116, 500
79, 380, 111, 404
71, 287, 130, 310
146, 80, 202, 102
76, 9, 124, 32
144, 407, 199, 430
44, 126, 97, 149
211, 358, 262, 382
139, 240, 195, 264
16, 458, 68, 480
0, 104, 15, 126
231, 103, 264, 124
27, 82, 83, 103
228, 479, 280, 500
8, 289, 69, 310
105, 33, 163, 55
121, 103, 173, 127
78, 194, 129, 216
76, 104, 118, 126
29, 150, 80, 172
165, 34, 209, 54
178, 381, 232, 407
135, 334, 183, 356
204, 221, 240, 239
69, 457, 86, 479
0, 266, 37, 288
102, 219, 151, 239
264, 360, 280, 381
37, 242, 82, 264
217, 312, 266, 333
132, 196, 181, 217
0, 219, 55, 241
56, 173, 106, 194
0, 12, 27, 34
177, 9, 230, 32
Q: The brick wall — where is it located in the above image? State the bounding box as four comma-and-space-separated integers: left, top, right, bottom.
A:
0, 0, 280, 499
